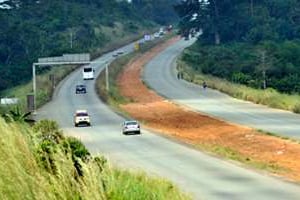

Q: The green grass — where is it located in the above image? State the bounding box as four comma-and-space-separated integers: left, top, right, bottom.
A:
256, 129, 297, 142
104, 169, 190, 200
197, 143, 288, 174
0, 118, 191, 200
177, 60, 300, 113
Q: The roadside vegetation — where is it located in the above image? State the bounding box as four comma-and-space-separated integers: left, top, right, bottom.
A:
196, 143, 288, 174
177, 59, 300, 113
0, 118, 190, 199
174, 0, 300, 113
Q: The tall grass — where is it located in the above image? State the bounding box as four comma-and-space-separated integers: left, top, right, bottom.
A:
0, 118, 190, 199
177, 60, 300, 113
0, 119, 105, 199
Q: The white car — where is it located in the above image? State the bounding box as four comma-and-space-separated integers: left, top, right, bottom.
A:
74, 109, 91, 127
122, 120, 141, 135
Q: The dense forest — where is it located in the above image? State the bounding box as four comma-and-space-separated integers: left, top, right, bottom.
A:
0, 0, 178, 91
175, 0, 300, 94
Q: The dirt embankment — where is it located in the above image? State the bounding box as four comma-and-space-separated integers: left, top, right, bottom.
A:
117, 36, 300, 182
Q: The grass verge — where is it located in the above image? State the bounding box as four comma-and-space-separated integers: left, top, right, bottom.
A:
0, 118, 190, 199
196, 143, 289, 174
177, 59, 300, 113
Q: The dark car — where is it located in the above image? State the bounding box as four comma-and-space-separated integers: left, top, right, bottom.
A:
75, 85, 87, 94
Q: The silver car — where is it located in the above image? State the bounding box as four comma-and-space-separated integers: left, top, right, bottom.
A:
122, 120, 141, 135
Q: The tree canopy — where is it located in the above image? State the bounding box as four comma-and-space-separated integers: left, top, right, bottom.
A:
0, 0, 178, 91
176, 0, 300, 94
175, 0, 300, 44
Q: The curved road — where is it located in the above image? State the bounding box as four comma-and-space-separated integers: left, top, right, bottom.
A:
143, 39, 300, 140
37, 38, 300, 200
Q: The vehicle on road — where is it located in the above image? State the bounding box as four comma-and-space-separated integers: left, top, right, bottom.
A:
83, 66, 94, 80
117, 50, 124, 55
75, 84, 87, 94
112, 52, 118, 57
122, 120, 141, 135
74, 109, 91, 127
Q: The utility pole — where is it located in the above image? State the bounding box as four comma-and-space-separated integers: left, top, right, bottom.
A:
261, 51, 267, 89
70, 30, 73, 49
32, 63, 37, 114
250, 0, 254, 17
105, 62, 109, 91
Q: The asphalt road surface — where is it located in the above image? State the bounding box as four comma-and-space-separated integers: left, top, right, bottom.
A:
37, 38, 300, 200
143, 38, 300, 140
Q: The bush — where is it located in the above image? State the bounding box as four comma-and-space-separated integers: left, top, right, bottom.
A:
292, 102, 300, 113
65, 137, 90, 161
33, 120, 64, 144
62, 137, 91, 177
35, 139, 58, 174
93, 156, 108, 172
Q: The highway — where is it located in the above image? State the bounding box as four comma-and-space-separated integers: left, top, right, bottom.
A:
37, 38, 300, 200
143, 39, 300, 140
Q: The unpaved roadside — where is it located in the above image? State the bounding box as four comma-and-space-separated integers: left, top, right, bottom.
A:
117, 36, 300, 182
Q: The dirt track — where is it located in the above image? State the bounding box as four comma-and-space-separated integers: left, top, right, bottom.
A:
117, 36, 300, 182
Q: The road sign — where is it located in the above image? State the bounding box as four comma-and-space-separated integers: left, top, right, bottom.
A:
0, 98, 19, 105
144, 34, 151, 41
38, 53, 90, 64
134, 42, 140, 51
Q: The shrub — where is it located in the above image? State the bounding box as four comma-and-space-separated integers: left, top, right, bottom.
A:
65, 137, 91, 161
292, 102, 300, 113
62, 137, 91, 177
93, 156, 108, 172
35, 139, 58, 174
33, 120, 64, 144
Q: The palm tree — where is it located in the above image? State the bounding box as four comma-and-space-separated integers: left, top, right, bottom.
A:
2, 106, 35, 124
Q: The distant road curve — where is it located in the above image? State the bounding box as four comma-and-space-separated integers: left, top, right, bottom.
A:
143, 38, 300, 140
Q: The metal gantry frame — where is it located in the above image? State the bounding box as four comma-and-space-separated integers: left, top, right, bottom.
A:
32, 60, 109, 114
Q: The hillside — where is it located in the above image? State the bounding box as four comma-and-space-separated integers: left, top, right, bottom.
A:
0, 0, 178, 91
